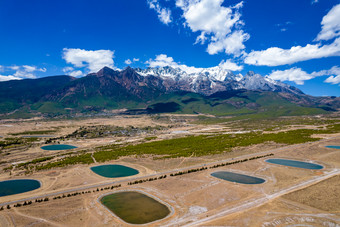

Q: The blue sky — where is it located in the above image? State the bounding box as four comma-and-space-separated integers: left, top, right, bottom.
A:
0, 0, 340, 96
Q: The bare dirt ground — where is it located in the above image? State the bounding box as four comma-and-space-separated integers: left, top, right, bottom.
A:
0, 115, 339, 226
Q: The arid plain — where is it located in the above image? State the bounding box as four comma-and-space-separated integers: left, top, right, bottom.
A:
0, 114, 339, 227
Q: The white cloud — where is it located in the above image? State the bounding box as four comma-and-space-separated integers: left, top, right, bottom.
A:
125, 59, 132, 65
0, 75, 22, 82
9, 66, 19, 70
267, 66, 340, 85
325, 75, 340, 84
218, 59, 243, 71
146, 54, 177, 67
23, 65, 37, 72
207, 30, 249, 55
0, 65, 46, 81
12, 71, 36, 79
125, 58, 139, 65
316, 4, 340, 41
146, 54, 242, 73
63, 67, 83, 77
176, 0, 248, 56
244, 3, 340, 66
267, 68, 315, 85
320, 66, 340, 84
244, 37, 340, 66
62, 48, 115, 72
311, 0, 319, 4
147, 0, 172, 25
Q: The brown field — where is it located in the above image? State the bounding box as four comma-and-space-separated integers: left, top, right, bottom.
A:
0, 115, 340, 226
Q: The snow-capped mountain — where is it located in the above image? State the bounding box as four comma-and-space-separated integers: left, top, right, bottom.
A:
1, 65, 339, 118
135, 66, 303, 96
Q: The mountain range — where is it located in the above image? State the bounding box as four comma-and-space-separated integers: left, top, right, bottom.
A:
0, 66, 339, 119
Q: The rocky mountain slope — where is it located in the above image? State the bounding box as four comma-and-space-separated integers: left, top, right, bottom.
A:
0, 66, 339, 118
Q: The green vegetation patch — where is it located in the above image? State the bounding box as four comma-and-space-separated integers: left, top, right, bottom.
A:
36, 153, 93, 170
0, 137, 39, 150
94, 129, 320, 162
101, 191, 170, 224
10, 130, 57, 136
30, 122, 340, 171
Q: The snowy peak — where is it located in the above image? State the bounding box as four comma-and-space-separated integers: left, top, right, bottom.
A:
134, 66, 303, 96
136, 66, 237, 82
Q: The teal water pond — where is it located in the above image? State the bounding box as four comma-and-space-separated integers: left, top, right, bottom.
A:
325, 145, 340, 149
211, 171, 265, 184
0, 179, 41, 197
91, 164, 139, 178
41, 144, 77, 150
266, 159, 323, 169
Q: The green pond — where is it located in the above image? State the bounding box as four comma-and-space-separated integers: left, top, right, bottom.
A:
90, 164, 139, 178
41, 144, 77, 150
0, 179, 41, 197
325, 145, 340, 149
101, 191, 170, 224
266, 159, 323, 169
211, 171, 265, 184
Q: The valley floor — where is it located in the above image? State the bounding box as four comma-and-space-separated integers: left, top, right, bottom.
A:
0, 115, 339, 226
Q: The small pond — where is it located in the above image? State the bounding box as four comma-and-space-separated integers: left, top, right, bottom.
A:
211, 171, 265, 184
41, 144, 77, 151
266, 159, 323, 169
325, 145, 340, 149
91, 164, 139, 178
100, 191, 170, 224
0, 179, 41, 197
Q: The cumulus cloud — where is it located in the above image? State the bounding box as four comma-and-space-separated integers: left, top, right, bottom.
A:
62, 48, 115, 72
325, 75, 340, 84
0, 65, 46, 81
146, 54, 177, 67
316, 4, 340, 41
147, 0, 172, 25
63, 67, 83, 77
245, 3, 340, 66
0, 75, 22, 82
146, 54, 242, 73
207, 30, 249, 55
125, 58, 140, 65
218, 59, 243, 71
125, 59, 132, 65
176, 0, 248, 56
267, 66, 340, 85
320, 66, 340, 84
267, 68, 315, 85
244, 37, 340, 66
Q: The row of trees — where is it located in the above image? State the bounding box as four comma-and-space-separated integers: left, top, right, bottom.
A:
1, 197, 49, 210
210, 153, 274, 169
128, 175, 167, 185
170, 167, 208, 177
0, 184, 122, 211
52, 184, 122, 201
